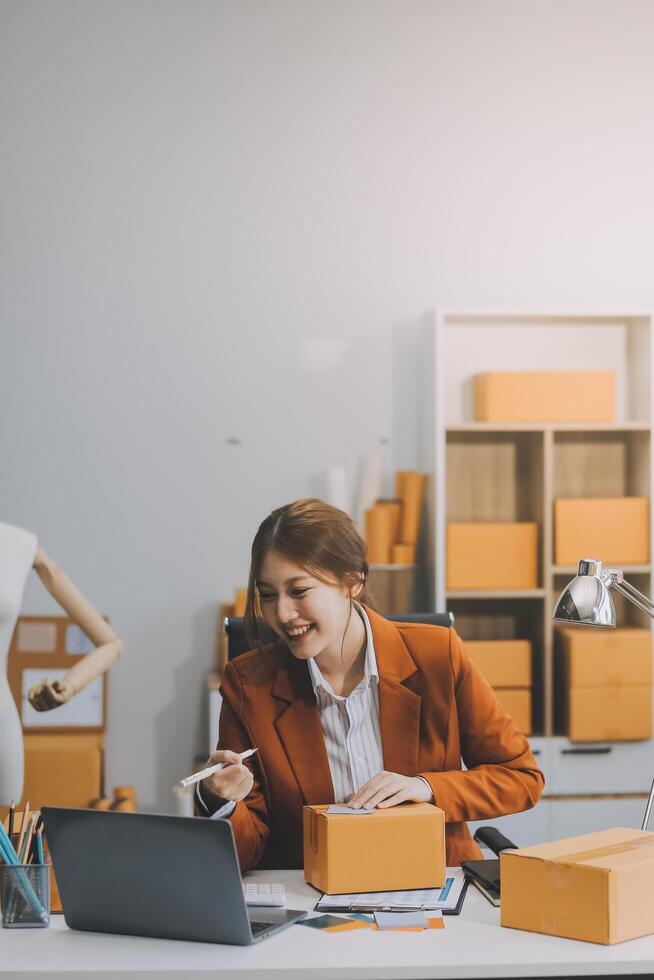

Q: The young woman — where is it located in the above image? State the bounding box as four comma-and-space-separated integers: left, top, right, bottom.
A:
196, 499, 544, 870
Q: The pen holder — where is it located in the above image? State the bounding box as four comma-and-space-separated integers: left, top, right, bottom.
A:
0, 864, 51, 928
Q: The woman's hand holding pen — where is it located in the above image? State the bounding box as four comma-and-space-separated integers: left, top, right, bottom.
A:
347, 771, 432, 809
201, 750, 255, 802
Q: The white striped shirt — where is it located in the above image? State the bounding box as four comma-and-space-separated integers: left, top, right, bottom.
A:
198, 604, 431, 818
306, 604, 384, 802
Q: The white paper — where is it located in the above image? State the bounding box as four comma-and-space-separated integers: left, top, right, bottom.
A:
375, 910, 428, 930
355, 452, 384, 531
325, 466, 349, 514
22, 669, 103, 727
316, 869, 466, 911
326, 805, 376, 815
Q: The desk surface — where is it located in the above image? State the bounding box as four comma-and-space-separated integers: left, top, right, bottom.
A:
2, 869, 654, 979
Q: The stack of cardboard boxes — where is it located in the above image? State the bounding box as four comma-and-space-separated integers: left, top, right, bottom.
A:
555, 627, 652, 740
465, 640, 533, 734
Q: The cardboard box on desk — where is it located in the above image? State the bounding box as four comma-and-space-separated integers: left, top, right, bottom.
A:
554, 497, 649, 565
447, 523, 538, 590
303, 803, 445, 894
501, 827, 654, 944
474, 371, 615, 423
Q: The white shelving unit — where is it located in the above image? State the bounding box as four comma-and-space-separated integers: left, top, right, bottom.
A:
423, 308, 654, 843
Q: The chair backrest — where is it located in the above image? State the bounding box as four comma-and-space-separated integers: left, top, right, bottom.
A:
223, 611, 454, 661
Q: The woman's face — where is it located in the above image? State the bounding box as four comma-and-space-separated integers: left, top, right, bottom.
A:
256, 550, 357, 660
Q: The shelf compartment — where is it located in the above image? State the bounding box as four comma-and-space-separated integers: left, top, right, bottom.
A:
446, 431, 544, 525
448, 597, 546, 736
553, 429, 650, 501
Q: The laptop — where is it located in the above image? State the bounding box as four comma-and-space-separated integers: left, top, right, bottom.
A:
42, 807, 306, 945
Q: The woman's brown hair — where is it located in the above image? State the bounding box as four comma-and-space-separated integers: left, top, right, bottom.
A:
244, 498, 373, 645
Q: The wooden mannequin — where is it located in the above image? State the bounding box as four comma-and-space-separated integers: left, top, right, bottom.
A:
28, 549, 124, 710
0, 521, 123, 804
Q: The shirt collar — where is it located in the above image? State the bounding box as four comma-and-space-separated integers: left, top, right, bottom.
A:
307, 602, 379, 698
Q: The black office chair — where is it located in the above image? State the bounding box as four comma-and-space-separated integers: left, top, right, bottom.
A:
223, 611, 454, 661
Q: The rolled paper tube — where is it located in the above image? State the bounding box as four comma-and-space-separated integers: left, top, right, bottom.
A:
394, 471, 407, 500
365, 506, 394, 564
392, 543, 416, 564
325, 466, 349, 514
398, 472, 426, 545
355, 453, 384, 531
376, 499, 402, 544
234, 589, 248, 617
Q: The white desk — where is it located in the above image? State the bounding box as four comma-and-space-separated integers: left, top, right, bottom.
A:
2, 869, 654, 979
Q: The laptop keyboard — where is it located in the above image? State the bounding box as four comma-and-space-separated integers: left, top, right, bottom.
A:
250, 920, 275, 935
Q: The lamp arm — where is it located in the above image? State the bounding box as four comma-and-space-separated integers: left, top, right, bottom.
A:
607, 575, 654, 830
608, 576, 654, 620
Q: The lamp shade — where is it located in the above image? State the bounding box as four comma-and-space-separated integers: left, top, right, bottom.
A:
552, 559, 616, 627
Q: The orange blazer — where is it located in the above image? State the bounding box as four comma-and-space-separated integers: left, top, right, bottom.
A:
199, 608, 544, 870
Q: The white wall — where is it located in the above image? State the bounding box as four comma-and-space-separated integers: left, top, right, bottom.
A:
2, 0, 654, 810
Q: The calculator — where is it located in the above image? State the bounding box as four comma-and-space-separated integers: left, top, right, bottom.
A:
242, 882, 286, 907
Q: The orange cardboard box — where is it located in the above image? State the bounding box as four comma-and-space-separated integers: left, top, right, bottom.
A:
554, 497, 649, 565
494, 688, 532, 734
447, 523, 538, 590
555, 627, 652, 687
20, 733, 103, 809
303, 802, 445, 894
466, 640, 532, 687
565, 686, 652, 741
501, 827, 654, 944
474, 371, 615, 423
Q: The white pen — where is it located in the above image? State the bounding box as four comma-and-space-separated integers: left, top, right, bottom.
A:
179, 748, 259, 788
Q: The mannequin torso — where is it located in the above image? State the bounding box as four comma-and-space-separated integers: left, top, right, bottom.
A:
0, 522, 38, 803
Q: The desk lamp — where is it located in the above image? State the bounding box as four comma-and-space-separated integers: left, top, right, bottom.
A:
553, 558, 654, 831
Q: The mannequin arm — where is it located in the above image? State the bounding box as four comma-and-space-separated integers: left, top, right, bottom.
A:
28, 549, 124, 711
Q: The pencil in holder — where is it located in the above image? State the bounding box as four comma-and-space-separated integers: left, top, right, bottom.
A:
0, 863, 51, 928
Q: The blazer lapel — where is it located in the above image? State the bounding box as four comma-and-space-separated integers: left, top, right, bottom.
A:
366, 607, 422, 777
272, 654, 335, 805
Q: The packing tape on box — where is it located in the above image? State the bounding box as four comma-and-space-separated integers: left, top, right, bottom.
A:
549, 835, 654, 867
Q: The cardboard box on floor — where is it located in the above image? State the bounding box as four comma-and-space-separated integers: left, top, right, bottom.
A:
304, 802, 445, 894
474, 371, 615, 423
447, 523, 538, 590
554, 497, 649, 565
466, 640, 532, 687
501, 827, 654, 944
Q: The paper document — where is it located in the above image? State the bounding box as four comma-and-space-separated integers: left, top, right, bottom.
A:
316, 868, 467, 913
326, 805, 375, 815
375, 910, 428, 930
